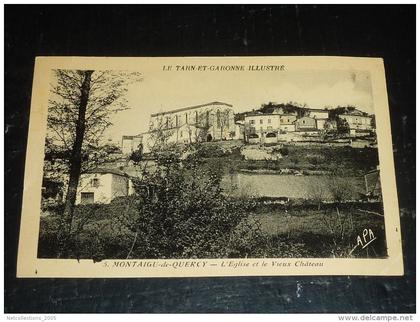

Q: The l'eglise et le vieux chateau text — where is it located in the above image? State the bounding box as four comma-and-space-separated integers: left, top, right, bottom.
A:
162, 64, 286, 72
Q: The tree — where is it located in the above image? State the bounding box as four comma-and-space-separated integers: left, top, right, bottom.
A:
47, 69, 142, 256
336, 117, 350, 135
307, 180, 327, 210
218, 109, 232, 140
327, 175, 356, 204
129, 144, 143, 165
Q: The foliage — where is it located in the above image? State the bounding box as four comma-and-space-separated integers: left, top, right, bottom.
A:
336, 117, 350, 134
194, 143, 237, 158
279, 146, 289, 156
129, 145, 143, 164
327, 174, 358, 203
307, 154, 326, 166
306, 181, 328, 210
46, 69, 142, 173
46, 69, 142, 257
128, 144, 266, 259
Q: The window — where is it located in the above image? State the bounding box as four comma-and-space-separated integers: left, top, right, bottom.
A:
81, 192, 94, 204
303, 120, 306, 124
268, 119, 271, 124
185, 113, 188, 124
250, 120, 255, 125
260, 119, 263, 124
91, 178, 100, 188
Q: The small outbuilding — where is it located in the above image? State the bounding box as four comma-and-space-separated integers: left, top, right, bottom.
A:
76, 168, 133, 205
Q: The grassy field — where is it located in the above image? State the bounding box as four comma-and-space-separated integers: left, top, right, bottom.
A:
38, 198, 386, 259
250, 202, 387, 258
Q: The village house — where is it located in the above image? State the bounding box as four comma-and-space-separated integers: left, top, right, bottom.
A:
122, 134, 143, 155
244, 113, 280, 143
294, 116, 317, 132
307, 108, 329, 120
338, 109, 373, 133
279, 114, 297, 132
306, 109, 329, 130
76, 168, 134, 205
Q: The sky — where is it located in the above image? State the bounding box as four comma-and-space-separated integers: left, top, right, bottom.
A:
103, 68, 374, 143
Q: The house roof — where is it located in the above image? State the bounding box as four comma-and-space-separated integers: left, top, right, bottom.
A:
151, 101, 233, 117
122, 134, 143, 140
307, 108, 329, 112
296, 116, 316, 121
245, 113, 296, 118
84, 168, 129, 177
339, 113, 372, 118
296, 128, 318, 132
339, 108, 369, 116
245, 113, 277, 117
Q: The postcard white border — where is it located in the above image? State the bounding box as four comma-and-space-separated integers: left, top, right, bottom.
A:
16, 56, 403, 277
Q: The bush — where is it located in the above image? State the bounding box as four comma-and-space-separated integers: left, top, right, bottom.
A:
38, 216, 61, 258
129, 145, 267, 259
280, 146, 289, 156
195, 144, 231, 158
307, 154, 325, 166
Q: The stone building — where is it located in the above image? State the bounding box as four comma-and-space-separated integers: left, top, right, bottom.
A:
76, 168, 133, 204
338, 109, 373, 131
149, 101, 235, 143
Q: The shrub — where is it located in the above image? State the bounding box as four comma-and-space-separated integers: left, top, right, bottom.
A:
129, 145, 266, 259
195, 144, 231, 158
307, 154, 325, 166
38, 216, 61, 258
290, 156, 300, 165
280, 146, 289, 156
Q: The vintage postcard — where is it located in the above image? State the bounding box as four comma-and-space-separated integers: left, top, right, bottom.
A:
17, 56, 403, 277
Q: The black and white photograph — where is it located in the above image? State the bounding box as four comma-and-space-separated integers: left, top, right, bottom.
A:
26, 57, 398, 268
6, 4, 415, 316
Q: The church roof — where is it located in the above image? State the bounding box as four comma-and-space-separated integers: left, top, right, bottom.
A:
151, 101, 233, 117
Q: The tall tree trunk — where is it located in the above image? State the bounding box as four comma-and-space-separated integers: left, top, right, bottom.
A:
58, 70, 93, 258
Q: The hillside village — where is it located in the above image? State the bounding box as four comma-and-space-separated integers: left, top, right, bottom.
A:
40, 100, 384, 259
121, 101, 376, 155
52, 101, 380, 206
